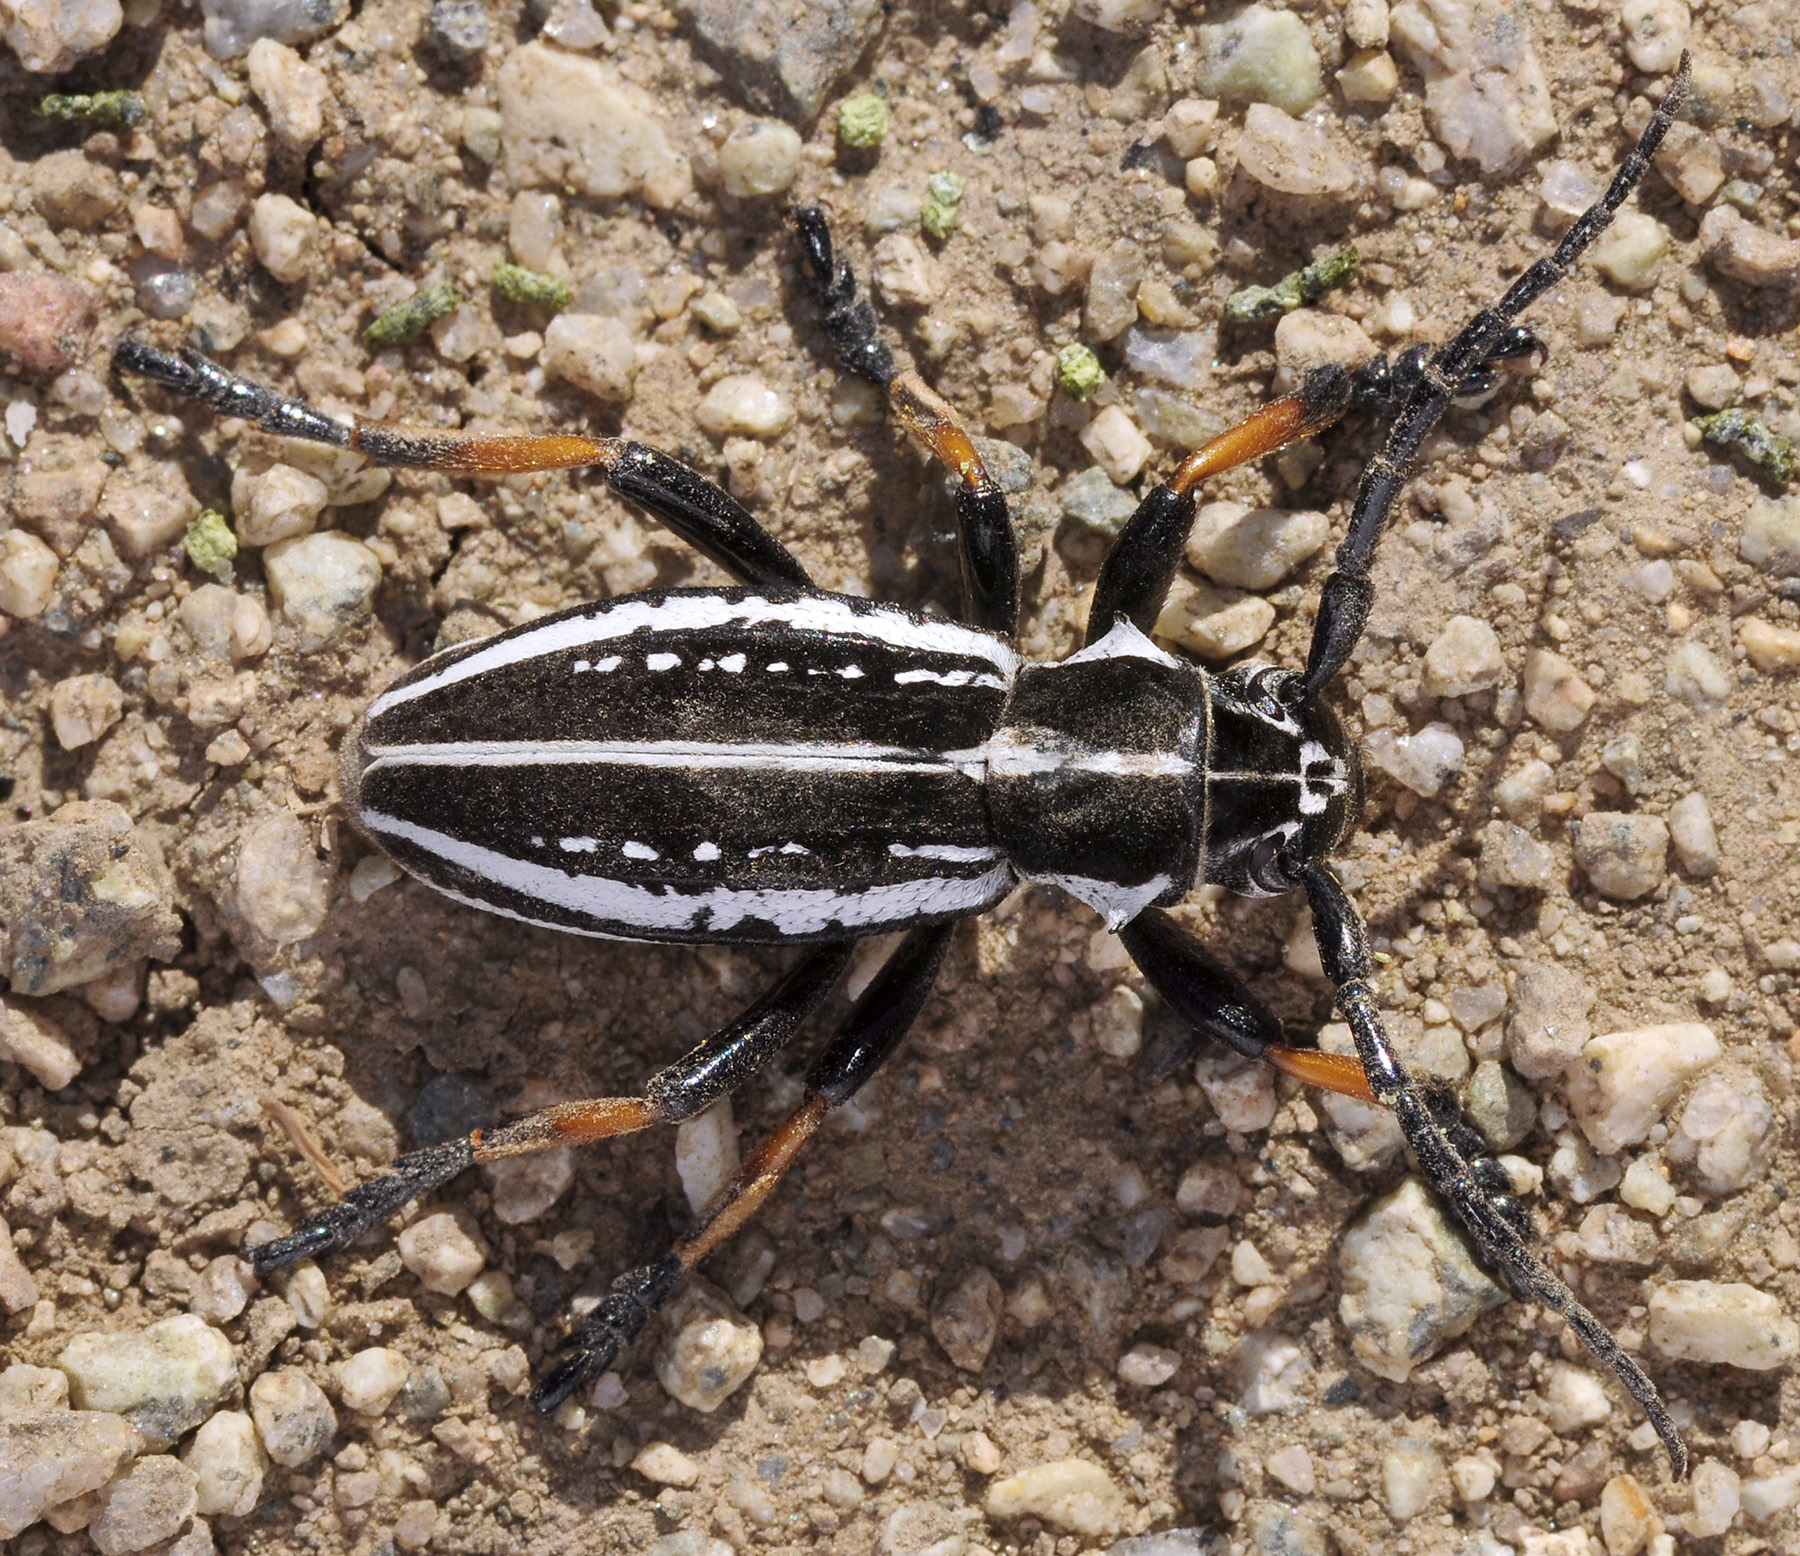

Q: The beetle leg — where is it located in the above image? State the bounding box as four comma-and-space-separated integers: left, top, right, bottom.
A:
532, 923, 953, 1410
112, 340, 813, 590
1119, 907, 1375, 1101
1297, 56, 1691, 702
1295, 859, 1690, 1478
793, 206, 1019, 638
248, 943, 853, 1274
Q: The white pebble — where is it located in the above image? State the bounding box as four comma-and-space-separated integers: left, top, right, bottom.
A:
336, 1347, 410, 1414
1195, 3, 1322, 113
1665, 640, 1731, 713
248, 1367, 337, 1467
235, 811, 332, 945
985, 1459, 1127, 1538
543, 314, 639, 403
1652, 1282, 1800, 1370
0, 530, 59, 618
1522, 648, 1594, 731
263, 531, 381, 651
1731, 1420, 1771, 1459
1337, 47, 1399, 104
1154, 577, 1275, 661
1566, 1022, 1720, 1155
1116, 1343, 1179, 1387
49, 674, 123, 751
348, 854, 401, 903
1265, 1444, 1316, 1495
632, 1441, 701, 1486
1078, 405, 1154, 486
0, 1407, 136, 1540
1390, 0, 1555, 173
1381, 1439, 1448, 1521
655, 1280, 762, 1412
397, 1210, 487, 1295
1073, 0, 1164, 28
696, 375, 795, 439
282, 1260, 332, 1328
483, 1148, 574, 1223
182, 1410, 265, 1518
86, 1454, 199, 1556
1684, 1459, 1741, 1538
1669, 1068, 1773, 1194
1699, 205, 1800, 289
718, 120, 803, 197
1621, 0, 1688, 74
57, 1313, 238, 1451
1477, 821, 1554, 891
1591, 210, 1669, 291
233, 462, 328, 547
1741, 1466, 1800, 1523
1573, 810, 1667, 901
675, 1096, 741, 1214
1185, 501, 1328, 591
1090, 984, 1143, 1059
1363, 721, 1465, 798
246, 38, 327, 150
1739, 495, 1800, 577
1236, 103, 1358, 195
1450, 1455, 1494, 1502
1620, 1154, 1677, 1217
1234, 1330, 1309, 1414
248, 194, 316, 283
1543, 1362, 1611, 1431
1422, 616, 1504, 697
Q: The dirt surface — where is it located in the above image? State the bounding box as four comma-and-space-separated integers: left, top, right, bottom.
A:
3, 0, 1800, 1553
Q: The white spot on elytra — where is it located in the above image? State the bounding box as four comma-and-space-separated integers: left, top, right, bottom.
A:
572, 655, 621, 673
560, 837, 598, 853
837, 665, 864, 679
718, 653, 746, 673
698, 658, 716, 671
766, 661, 789, 673
779, 842, 810, 855
621, 841, 659, 860
530, 836, 545, 848
692, 842, 721, 862
573, 660, 588, 672
646, 652, 681, 671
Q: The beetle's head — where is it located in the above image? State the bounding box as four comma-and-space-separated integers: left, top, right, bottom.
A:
1202, 665, 1363, 897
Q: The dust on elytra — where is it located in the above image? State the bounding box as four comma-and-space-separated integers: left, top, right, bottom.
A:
1, 0, 1799, 1553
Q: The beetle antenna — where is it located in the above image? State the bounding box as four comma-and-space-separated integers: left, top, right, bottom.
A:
793, 205, 898, 390
1295, 53, 1692, 702
1296, 860, 1690, 1478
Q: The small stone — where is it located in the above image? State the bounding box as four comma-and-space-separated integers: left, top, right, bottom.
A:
335, 1347, 409, 1415
1741, 1466, 1800, 1524
1265, 1444, 1316, 1495
986, 1459, 1127, 1538
927, 1266, 1002, 1374
232, 463, 328, 547
1363, 722, 1464, 798
672, 1095, 739, 1214
1060, 468, 1139, 536
1566, 1022, 1721, 1155
1664, 639, 1731, 712
1543, 1362, 1611, 1432
248, 1367, 336, 1467
1739, 618, 1800, 673
960, 1431, 1002, 1476
543, 314, 638, 403
1522, 648, 1594, 731
1117, 1343, 1179, 1387
498, 43, 690, 209
246, 38, 326, 150
1185, 502, 1328, 591
461, 106, 502, 161
696, 375, 794, 439
181, 583, 270, 666
1599, 1474, 1659, 1555
0, 1216, 41, 1310
1176, 1160, 1241, 1222
1236, 104, 1358, 195
45, 674, 121, 753
1684, 1459, 1741, 1537
235, 811, 332, 945
1619, 1155, 1676, 1217
1073, 0, 1163, 26
656, 1280, 762, 1412
0, 530, 60, 617
1079, 405, 1155, 486
1572, 1202, 1658, 1265
87, 1455, 198, 1556
1195, 3, 1321, 113
1685, 363, 1741, 412
1477, 821, 1554, 891
199, 0, 345, 57
1161, 1226, 1230, 1283
863, 1436, 900, 1484
1591, 210, 1670, 291
1699, 206, 1800, 289
1194, 1050, 1277, 1132
0, 1409, 137, 1541
803, 1353, 847, 1388
1740, 495, 1800, 577
393, 1499, 441, 1549
426, 0, 486, 59
248, 194, 317, 283
633, 1441, 701, 1487
1381, 1439, 1449, 1521
1273, 310, 1376, 392
1461, 1060, 1536, 1150
0, 274, 98, 374
1668, 1068, 1773, 1194
1090, 984, 1144, 1059
56, 1314, 235, 1451
1621, 0, 1687, 73
263, 531, 381, 650
483, 1148, 573, 1223
1389, 0, 1555, 173
1337, 1176, 1506, 1382
182, 1411, 265, 1517
1422, 616, 1504, 697
0, 1364, 69, 1412
878, 1501, 965, 1556
673, 0, 885, 122
1084, 244, 1145, 343
397, 1211, 487, 1296
1154, 577, 1275, 660
1572, 811, 1668, 902
718, 120, 803, 197
0, 0, 121, 72
99, 461, 202, 560
1650, 1281, 1800, 1370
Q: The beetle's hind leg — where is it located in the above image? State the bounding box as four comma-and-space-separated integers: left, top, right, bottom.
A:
793, 206, 1019, 638
532, 924, 953, 1410
112, 339, 813, 591
249, 942, 854, 1274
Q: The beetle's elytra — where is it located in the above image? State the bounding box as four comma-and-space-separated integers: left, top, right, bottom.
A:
112, 56, 1695, 1481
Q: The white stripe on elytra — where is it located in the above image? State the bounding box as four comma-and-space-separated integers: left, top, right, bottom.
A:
888, 843, 1000, 862
1028, 871, 1173, 932
1062, 616, 1182, 671
894, 668, 1010, 690
368, 594, 1020, 718
362, 814, 1015, 936
361, 739, 966, 776
983, 736, 1194, 780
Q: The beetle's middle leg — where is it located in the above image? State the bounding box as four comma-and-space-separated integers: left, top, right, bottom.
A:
249, 941, 853, 1274
531, 922, 954, 1409
793, 206, 1019, 639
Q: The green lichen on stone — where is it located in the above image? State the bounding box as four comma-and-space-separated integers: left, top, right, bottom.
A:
492, 262, 571, 313
1055, 343, 1106, 403
38, 90, 147, 128
364, 283, 463, 347
921, 170, 965, 240
1223, 246, 1361, 325
185, 510, 238, 576
837, 93, 889, 150
1695, 409, 1796, 485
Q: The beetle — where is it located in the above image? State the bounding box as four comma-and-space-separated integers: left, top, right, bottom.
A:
114, 58, 1692, 1477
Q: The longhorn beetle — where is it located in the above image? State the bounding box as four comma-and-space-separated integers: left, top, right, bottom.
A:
115, 59, 1693, 1477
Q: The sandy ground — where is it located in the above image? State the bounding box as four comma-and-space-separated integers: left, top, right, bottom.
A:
3, 0, 1800, 1552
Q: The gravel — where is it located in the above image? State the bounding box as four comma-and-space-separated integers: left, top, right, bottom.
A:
655, 1281, 762, 1412
247, 38, 327, 151
1363, 721, 1465, 797
1235, 106, 1359, 197
1565, 1021, 1720, 1155
1740, 495, 1800, 576
674, 1097, 740, 1213
335, 1347, 410, 1415
1521, 648, 1595, 731
396, 1210, 487, 1296
717, 121, 804, 198
1080, 405, 1155, 485
262, 531, 381, 650
0, 274, 98, 374
98, 461, 201, 560
48, 673, 123, 751
182, 1410, 265, 1517
1698, 205, 1800, 288
234, 811, 332, 945
1380, 1439, 1449, 1522
233, 463, 328, 547
1668, 1067, 1774, 1194
248, 194, 318, 283
87, 1455, 199, 1556
985, 1459, 1127, 1538
1185, 502, 1328, 591
249, 1367, 337, 1467
1194, 4, 1321, 114
1422, 615, 1504, 697
1572, 810, 1668, 901
0, 1409, 138, 1540
674, 0, 885, 121
56, 1314, 236, 1451
1648, 1281, 1800, 1370
1391, 0, 1555, 173
696, 375, 795, 439
1664, 639, 1731, 712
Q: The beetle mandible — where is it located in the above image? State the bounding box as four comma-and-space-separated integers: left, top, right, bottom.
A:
113, 56, 1694, 1478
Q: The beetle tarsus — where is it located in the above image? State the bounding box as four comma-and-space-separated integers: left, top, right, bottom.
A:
531, 1255, 685, 1413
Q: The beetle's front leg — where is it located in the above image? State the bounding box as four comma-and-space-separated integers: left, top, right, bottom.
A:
533, 923, 953, 1409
